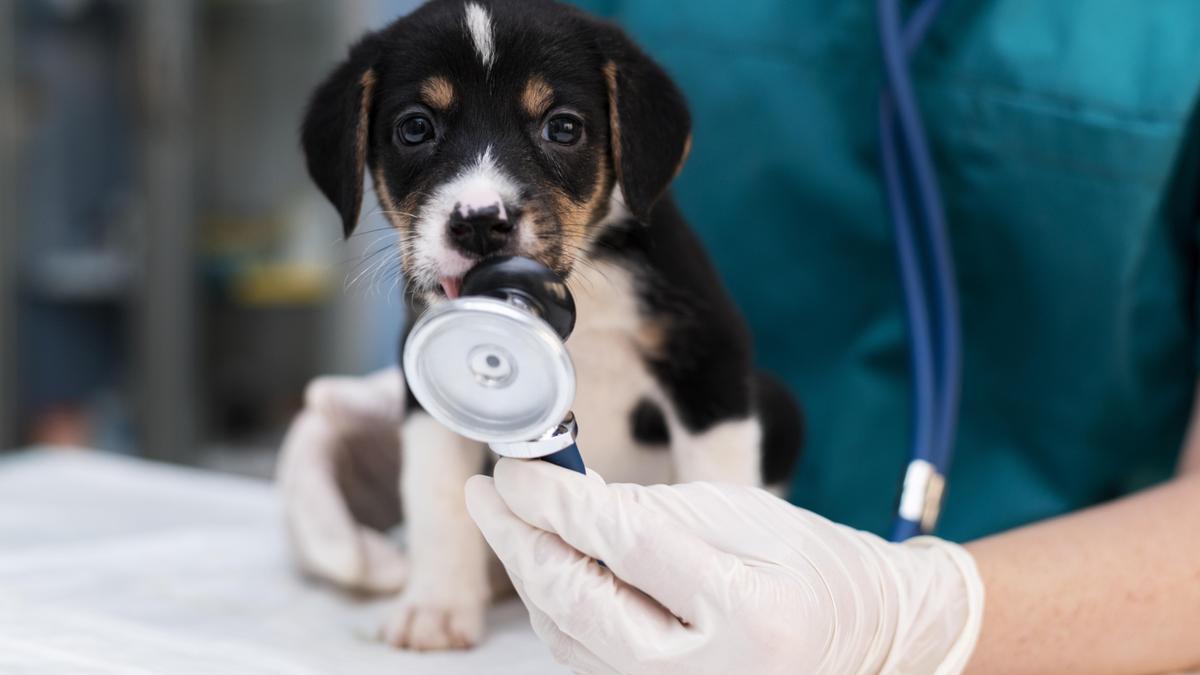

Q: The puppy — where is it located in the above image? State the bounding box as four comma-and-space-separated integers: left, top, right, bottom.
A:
301, 0, 802, 651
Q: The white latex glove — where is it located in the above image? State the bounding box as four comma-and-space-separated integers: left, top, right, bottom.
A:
276, 367, 409, 593
465, 459, 984, 675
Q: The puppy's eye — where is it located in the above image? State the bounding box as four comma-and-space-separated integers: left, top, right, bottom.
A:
396, 115, 436, 146
542, 114, 583, 146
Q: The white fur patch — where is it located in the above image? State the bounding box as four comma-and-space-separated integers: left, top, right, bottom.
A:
666, 417, 763, 486
595, 185, 631, 232
413, 147, 519, 290
464, 3, 496, 70
563, 260, 763, 488
385, 412, 490, 648
565, 261, 673, 484
399, 413, 488, 583
561, 186, 631, 262
453, 184, 508, 221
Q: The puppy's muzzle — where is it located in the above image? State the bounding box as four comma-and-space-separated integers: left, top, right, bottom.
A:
448, 197, 514, 258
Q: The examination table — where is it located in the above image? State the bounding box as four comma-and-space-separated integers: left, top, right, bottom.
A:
0, 449, 558, 674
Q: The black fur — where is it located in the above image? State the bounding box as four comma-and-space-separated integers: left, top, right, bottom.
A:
629, 398, 670, 446
301, 39, 381, 237
754, 371, 805, 484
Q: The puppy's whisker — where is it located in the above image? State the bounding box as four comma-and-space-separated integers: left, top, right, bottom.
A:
356, 206, 399, 229
367, 254, 400, 295
386, 267, 406, 301
353, 241, 406, 293
345, 240, 396, 282
347, 225, 402, 239
348, 254, 393, 293
339, 244, 389, 271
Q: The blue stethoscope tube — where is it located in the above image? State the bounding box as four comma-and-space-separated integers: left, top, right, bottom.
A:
878, 0, 962, 541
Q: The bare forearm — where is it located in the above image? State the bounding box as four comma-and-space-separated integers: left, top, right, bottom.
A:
964, 472, 1200, 675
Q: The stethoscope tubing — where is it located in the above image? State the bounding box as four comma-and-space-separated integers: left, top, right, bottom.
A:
878, 0, 962, 540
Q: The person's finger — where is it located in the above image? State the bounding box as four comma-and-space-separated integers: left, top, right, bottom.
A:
304, 367, 405, 431
491, 459, 742, 625
278, 411, 366, 587
610, 481, 806, 563
506, 570, 623, 675
466, 475, 687, 668
279, 368, 409, 591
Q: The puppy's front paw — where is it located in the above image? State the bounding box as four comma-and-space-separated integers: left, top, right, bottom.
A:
380, 593, 485, 651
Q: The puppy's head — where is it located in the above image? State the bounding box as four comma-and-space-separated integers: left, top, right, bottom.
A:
302, 0, 690, 300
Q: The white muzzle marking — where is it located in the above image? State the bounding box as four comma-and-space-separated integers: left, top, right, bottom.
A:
412, 148, 520, 290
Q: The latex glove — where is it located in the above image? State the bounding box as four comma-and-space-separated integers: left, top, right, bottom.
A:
465, 459, 984, 675
276, 367, 408, 593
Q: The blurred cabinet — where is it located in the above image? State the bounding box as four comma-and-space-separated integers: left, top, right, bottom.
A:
1, 0, 417, 461
0, 1, 17, 449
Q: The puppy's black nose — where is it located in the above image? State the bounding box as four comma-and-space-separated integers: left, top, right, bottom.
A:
448, 204, 514, 257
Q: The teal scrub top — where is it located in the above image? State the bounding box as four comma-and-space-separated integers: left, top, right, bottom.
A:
572, 1, 1200, 541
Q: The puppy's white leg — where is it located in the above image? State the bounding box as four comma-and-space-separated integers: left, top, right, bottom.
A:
669, 416, 763, 486
382, 411, 490, 650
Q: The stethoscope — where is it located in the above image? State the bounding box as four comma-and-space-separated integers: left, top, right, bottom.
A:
878, 0, 961, 541
403, 0, 962, 542
403, 256, 589, 476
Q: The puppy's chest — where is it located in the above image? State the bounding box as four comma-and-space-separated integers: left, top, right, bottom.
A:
565, 261, 672, 483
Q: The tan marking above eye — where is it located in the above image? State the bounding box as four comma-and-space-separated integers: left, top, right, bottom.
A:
521, 75, 555, 118
420, 76, 456, 110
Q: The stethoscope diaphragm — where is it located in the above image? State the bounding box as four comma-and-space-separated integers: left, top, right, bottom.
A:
402, 295, 576, 445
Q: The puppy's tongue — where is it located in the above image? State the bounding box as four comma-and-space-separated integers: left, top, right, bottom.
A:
440, 277, 463, 299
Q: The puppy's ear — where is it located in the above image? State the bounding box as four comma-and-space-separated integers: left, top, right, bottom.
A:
301, 37, 379, 238
598, 25, 692, 221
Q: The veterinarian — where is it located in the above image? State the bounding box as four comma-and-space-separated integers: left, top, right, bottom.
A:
283, 1, 1200, 673
463, 2, 1200, 673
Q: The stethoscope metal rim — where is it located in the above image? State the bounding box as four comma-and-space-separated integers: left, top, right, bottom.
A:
403, 296, 577, 445
489, 412, 579, 459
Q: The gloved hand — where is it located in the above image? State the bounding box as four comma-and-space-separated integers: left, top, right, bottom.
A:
465, 459, 984, 675
276, 367, 409, 593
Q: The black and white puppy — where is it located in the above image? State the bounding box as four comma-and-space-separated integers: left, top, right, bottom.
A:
302, 0, 802, 651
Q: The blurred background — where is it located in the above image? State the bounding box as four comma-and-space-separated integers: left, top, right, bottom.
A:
0, 0, 423, 475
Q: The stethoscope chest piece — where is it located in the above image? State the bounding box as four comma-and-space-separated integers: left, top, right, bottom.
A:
402, 255, 586, 474
403, 295, 575, 445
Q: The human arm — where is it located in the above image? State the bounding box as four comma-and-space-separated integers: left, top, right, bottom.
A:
466, 459, 984, 675
965, 383, 1200, 674
466, 383, 1200, 675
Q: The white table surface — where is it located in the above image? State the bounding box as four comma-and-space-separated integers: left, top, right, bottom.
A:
0, 449, 560, 675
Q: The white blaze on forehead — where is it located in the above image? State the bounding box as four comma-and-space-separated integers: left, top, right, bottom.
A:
464, 2, 496, 70
449, 147, 517, 214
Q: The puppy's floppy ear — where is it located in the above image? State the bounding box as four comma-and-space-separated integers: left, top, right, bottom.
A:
301, 37, 380, 238
597, 24, 692, 221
